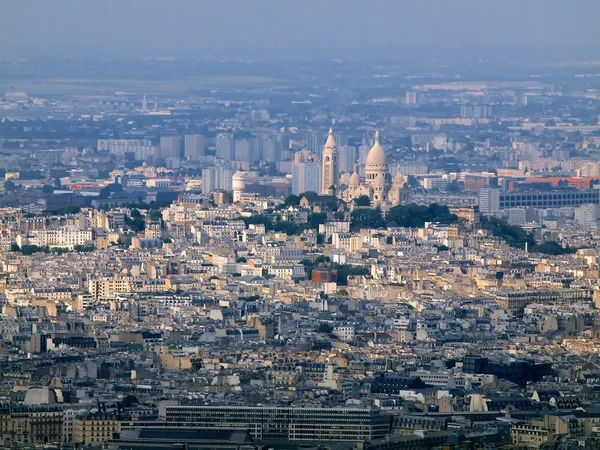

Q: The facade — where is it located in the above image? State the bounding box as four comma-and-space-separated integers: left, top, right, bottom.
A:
184, 134, 205, 161
575, 203, 600, 230
159, 136, 180, 160
202, 166, 234, 194
216, 134, 234, 161
164, 405, 391, 443
495, 288, 593, 313
74, 413, 119, 445
292, 150, 320, 195
0, 405, 64, 445
26, 228, 93, 250
97, 139, 156, 161
478, 188, 501, 214
480, 188, 600, 214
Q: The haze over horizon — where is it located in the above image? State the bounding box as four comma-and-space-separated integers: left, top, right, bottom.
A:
1, 0, 600, 61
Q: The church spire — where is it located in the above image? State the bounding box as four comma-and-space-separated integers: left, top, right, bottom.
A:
375, 130, 380, 143
325, 127, 336, 148
321, 128, 338, 194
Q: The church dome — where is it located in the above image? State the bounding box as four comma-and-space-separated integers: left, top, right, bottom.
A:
349, 171, 360, 186
393, 171, 405, 185
366, 130, 386, 166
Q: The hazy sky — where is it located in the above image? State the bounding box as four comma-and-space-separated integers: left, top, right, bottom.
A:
1, 0, 599, 60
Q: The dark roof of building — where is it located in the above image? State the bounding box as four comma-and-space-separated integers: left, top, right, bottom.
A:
115, 428, 254, 444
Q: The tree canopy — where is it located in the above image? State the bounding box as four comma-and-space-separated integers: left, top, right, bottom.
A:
386, 203, 458, 228
481, 216, 536, 250
350, 207, 386, 231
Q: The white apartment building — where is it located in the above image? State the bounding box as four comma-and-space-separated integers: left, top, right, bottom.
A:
334, 326, 356, 341
27, 228, 93, 250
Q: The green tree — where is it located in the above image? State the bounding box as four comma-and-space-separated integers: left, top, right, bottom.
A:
10, 243, 20, 252
532, 241, 577, 255
307, 212, 327, 229
125, 209, 145, 232
42, 184, 54, 194
481, 216, 536, 250
98, 182, 122, 199
21, 244, 42, 255
150, 210, 163, 221
3, 180, 16, 191
335, 264, 370, 285
122, 395, 139, 407
385, 203, 458, 228
353, 195, 371, 207
316, 323, 333, 334
281, 194, 300, 207
74, 245, 96, 252
350, 207, 385, 231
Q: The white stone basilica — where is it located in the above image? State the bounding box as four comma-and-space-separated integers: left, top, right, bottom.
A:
339, 130, 409, 208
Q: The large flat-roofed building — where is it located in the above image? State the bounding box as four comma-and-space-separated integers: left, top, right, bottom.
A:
106, 428, 256, 450
479, 188, 599, 214
163, 405, 391, 444
495, 288, 593, 313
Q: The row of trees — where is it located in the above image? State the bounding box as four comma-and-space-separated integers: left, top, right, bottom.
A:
350, 203, 459, 231
481, 217, 578, 255
243, 212, 327, 236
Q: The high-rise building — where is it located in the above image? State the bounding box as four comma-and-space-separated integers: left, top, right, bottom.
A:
478, 188, 501, 214
306, 132, 321, 156
202, 166, 233, 194
234, 139, 260, 163
334, 132, 348, 147
405, 91, 417, 105
184, 134, 205, 161
337, 145, 357, 174
97, 139, 157, 161
321, 128, 338, 194
216, 134, 234, 161
292, 150, 320, 195
160, 136, 180, 160
260, 138, 277, 162
575, 203, 600, 230
461, 104, 492, 119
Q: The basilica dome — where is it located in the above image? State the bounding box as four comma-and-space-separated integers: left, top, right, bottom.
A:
366, 130, 386, 166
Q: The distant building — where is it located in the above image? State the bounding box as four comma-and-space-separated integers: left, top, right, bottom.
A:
480, 188, 600, 214
292, 150, 320, 195
575, 203, 600, 230
203, 166, 233, 194
159, 136, 180, 160
461, 104, 492, 119
163, 405, 391, 443
216, 134, 234, 161
337, 145, 357, 174
98, 139, 156, 161
184, 134, 205, 161
478, 188, 501, 214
